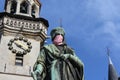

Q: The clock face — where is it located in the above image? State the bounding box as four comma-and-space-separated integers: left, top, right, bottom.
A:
8, 37, 32, 55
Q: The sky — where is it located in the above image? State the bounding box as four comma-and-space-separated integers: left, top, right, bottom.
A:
0, 0, 120, 80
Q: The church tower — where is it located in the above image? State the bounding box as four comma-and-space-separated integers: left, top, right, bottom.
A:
0, 0, 49, 80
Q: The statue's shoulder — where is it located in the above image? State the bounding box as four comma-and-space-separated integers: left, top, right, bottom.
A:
42, 44, 56, 52
43, 44, 54, 49
65, 45, 75, 55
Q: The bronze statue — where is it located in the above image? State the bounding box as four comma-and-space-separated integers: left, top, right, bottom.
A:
31, 27, 84, 80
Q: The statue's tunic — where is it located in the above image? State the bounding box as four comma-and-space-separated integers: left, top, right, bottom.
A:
33, 44, 84, 80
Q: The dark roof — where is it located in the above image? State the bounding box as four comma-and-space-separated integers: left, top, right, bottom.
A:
118, 77, 120, 80
108, 64, 118, 80
0, 12, 49, 27
108, 57, 118, 80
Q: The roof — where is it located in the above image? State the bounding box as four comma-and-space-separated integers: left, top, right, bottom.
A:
119, 77, 120, 80
108, 57, 118, 80
33, 0, 41, 6
0, 12, 49, 27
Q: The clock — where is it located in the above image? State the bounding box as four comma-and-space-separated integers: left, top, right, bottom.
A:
8, 37, 32, 55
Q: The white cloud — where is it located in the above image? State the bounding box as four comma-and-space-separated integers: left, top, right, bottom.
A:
86, 0, 120, 20
84, 0, 120, 46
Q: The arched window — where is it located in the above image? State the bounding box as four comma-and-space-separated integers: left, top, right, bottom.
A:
10, 0, 17, 13
20, 1, 28, 14
31, 5, 36, 18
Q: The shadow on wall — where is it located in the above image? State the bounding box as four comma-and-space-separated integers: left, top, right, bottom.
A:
0, 32, 2, 43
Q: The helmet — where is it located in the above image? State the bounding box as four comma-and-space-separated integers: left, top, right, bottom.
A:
50, 27, 65, 41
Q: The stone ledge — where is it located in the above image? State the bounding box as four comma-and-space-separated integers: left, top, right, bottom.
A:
0, 72, 33, 80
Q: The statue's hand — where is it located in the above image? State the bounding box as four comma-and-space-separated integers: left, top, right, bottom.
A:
60, 54, 70, 60
31, 70, 41, 80
31, 64, 43, 80
31, 72, 37, 80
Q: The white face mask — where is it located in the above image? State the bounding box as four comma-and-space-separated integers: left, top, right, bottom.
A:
53, 34, 63, 45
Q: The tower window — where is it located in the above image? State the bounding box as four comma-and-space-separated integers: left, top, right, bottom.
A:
20, 1, 28, 14
10, 1, 17, 14
15, 54, 23, 66
31, 5, 36, 18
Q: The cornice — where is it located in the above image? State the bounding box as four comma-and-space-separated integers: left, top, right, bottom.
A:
0, 13, 48, 41
0, 12, 49, 27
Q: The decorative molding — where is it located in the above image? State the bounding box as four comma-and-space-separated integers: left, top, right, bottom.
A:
0, 16, 48, 41
4, 17, 47, 34
0, 71, 31, 77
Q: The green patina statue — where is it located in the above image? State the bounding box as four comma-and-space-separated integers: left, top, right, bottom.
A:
31, 27, 84, 80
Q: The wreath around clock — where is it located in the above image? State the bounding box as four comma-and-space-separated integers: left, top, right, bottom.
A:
8, 37, 32, 55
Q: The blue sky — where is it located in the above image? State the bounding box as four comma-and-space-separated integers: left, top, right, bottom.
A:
1, 0, 120, 80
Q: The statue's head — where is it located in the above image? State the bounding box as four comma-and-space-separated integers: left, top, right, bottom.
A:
50, 27, 65, 41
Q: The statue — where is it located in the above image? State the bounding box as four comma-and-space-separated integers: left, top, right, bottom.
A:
31, 27, 84, 80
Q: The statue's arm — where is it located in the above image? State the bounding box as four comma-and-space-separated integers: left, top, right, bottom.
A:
60, 47, 84, 80
32, 48, 46, 80
69, 54, 84, 80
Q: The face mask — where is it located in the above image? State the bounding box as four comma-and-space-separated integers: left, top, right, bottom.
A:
53, 35, 63, 45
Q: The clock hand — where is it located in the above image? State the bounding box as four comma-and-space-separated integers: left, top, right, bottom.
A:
14, 41, 28, 50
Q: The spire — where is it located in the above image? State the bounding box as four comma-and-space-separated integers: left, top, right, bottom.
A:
119, 77, 120, 80
107, 48, 112, 65
59, 18, 63, 27
4, 0, 7, 11
107, 48, 118, 80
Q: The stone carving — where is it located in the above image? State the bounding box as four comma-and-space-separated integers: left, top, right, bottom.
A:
4, 18, 47, 34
